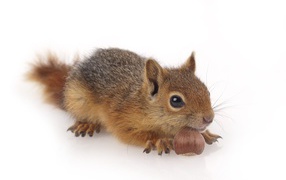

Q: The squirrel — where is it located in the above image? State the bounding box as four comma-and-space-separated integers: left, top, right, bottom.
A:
27, 48, 221, 155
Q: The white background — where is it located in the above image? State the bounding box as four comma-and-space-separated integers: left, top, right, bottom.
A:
1, 0, 286, 179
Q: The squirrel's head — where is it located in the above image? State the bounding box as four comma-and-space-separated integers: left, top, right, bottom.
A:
143, 52, 214, 135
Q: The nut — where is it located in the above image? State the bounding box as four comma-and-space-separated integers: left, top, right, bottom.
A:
173, 127, 205, 155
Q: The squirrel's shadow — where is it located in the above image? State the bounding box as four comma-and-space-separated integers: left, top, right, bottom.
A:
202, 143, 223, 156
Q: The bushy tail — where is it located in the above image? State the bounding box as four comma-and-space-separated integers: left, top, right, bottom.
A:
27, 53, 72, 109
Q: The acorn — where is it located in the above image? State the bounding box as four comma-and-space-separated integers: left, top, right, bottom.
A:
173, 127, 205, 155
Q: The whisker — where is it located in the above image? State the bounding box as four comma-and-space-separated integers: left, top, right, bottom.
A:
213, 100, 234, 109
212, 92, 241, 110
215, 112, 234, 122
214, 105, 237, 112
209, 82, 218, 93
211, 82, 229, 108
208, 81, 225, 93
213, 119, 226, 132
205, 62, 210, 87
213, 101, 227, 110
212, 91, 225, 109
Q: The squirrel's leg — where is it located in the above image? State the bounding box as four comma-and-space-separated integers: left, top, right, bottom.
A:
201, 130, 222, 145
67, 121, 101, 137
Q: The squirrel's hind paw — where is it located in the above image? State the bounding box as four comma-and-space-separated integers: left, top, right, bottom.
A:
67, 121, 101, 137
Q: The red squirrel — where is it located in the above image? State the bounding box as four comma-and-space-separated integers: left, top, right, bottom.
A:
28, 48, 220, 155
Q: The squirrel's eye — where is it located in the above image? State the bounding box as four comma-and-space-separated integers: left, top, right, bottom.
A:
170, 95, 185, 108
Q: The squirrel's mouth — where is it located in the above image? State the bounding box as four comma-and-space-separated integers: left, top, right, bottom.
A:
187, 125, 208, 132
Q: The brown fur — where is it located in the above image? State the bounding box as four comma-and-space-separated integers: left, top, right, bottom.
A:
28, 48, 220, 155
27, 53, 71, 109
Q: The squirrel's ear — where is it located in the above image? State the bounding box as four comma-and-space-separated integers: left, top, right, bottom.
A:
183, 51, 196, 72
144, 59, 164, 97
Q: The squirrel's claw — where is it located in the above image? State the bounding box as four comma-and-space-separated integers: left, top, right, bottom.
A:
201, 130, 222, 145
143, 148, 151, 154
156, 139, 173, 155
143, 140, 155, 154
67, 121, 100, 137
67, 121, 80, 132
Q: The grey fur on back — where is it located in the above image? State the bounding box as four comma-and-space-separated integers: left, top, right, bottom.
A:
70, 48, 146, 98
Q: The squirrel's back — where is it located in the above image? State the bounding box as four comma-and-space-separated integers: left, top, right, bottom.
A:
69, 48, 146, 97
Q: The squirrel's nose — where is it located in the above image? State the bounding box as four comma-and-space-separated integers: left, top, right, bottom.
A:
203, 114, 214, 124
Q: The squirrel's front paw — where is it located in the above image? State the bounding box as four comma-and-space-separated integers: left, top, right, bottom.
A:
143, 138, 173, 155
201, 130, 222, 145
67, 121, 101, 137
